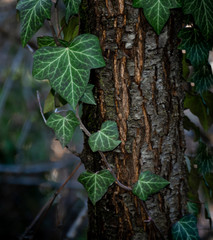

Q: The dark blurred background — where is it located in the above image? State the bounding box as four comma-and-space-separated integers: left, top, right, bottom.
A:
0, 1, 88, 239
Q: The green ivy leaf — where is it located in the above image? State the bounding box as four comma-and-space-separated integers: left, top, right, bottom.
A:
46, 111, 79, 147
183, 0, 213, 39
88, 121, 121, 152
80, 84, 96, 105
133, 0, 181, 34
191, 64, 213, 93
187, 202, 199, 216
33, 34, 105, 109
16, 0, 52, 47
43, 89, 55, 114
178, 28, 211, 67
132, 171, 169, 201
63, 0, 81, 23
172, 215, 199, 240
196, 141, 213, 176
43, 89, 67, 113
37, 36, 69, 48
78, 170, 115, 205
61, 16, 79, 42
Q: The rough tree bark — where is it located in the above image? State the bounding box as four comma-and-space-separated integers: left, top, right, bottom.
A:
82, 1, 188, 239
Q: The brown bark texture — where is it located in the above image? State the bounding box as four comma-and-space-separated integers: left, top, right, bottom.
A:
82, 1, 188, 239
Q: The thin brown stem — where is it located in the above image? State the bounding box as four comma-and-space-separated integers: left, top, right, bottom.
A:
75, 105, 132, 191
75, 105, 91, 137
20, 161, 82, 240
58, 24, 66, 38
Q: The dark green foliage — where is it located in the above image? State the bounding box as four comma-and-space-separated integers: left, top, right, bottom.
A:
192, 64, 213, 93
183, 0, 213, 39
187, 202, 199, 216
172, 215, 199, 240
184, 91, 213, 131
37, 36, 69, 48
178, 28, 211, 67
195, 141, 213, 176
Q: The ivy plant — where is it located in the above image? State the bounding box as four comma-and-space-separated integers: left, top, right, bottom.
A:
16, 0, 213, 239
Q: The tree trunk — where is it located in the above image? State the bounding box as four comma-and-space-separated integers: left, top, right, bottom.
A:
82, 1, 188, 239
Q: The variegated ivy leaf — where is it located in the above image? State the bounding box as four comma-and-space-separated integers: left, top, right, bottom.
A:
78, 170, 115, 205
88, 121, 121, 152
63, 0, 81, 23
183, 0, 213, 39
37, 36, 69, 48
133, 0, 182, 34
191, 64, 213, 93
46, 111, 79, 147
33, 34, 105, 109
195, 141, 213, 176
172, 215, 199, 240
132, 171, 169, 201
16, 0, 52, 47
178, 28, 211, 67
80, 84, 96, 105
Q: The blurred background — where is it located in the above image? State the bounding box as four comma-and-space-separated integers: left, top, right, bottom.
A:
0, 1, 88, 239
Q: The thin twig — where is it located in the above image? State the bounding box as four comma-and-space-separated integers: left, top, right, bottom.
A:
75, 105, 132, 191
75, 105, 91, 137
20, 161, 82, 240
26, 44, 35, 54
36, 91, 47, 124
98, 151, 132, 191
58, 24, 66, 38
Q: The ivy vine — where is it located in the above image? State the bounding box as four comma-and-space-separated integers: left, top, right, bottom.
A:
16, 0, 213, 239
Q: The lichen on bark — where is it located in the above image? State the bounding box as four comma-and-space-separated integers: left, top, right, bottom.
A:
82, 0, 187, 239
